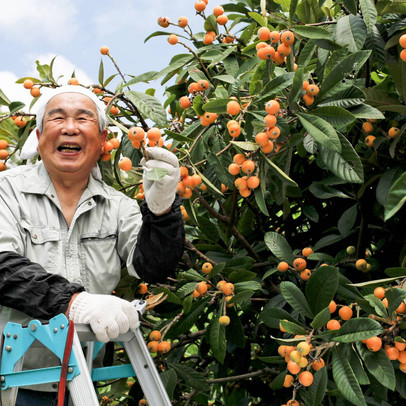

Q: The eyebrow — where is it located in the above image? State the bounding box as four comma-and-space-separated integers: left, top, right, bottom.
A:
46, 108, 96, 117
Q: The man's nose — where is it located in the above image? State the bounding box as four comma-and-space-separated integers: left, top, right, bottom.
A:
62, 118, 80, 135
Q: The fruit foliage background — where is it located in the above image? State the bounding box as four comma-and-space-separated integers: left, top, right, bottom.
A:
1, 0, 406, 405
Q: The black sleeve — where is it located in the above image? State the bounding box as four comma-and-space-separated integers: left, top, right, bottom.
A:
132, 195, 185, 283
0, 251, 85, 319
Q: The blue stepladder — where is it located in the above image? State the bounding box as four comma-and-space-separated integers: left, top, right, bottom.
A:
0, 300, 172, 406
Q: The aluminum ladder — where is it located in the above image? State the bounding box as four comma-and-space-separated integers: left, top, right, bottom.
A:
0, 300, 171, 406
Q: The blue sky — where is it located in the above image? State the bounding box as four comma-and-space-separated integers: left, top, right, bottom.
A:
0, 0, 204, 111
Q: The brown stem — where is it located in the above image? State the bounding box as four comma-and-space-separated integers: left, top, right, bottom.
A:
197, 195, 230, 223
179, 42, 213, 82
184, 237, 217, 265
206, 367, 276, 383
230, 224, 261, 261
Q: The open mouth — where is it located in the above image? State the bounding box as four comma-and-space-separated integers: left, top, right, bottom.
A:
57, 144, 81, 152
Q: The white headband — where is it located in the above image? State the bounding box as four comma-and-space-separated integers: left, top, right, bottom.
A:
20, 85, 107, 160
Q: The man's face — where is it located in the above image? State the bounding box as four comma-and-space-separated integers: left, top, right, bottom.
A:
37, 92, 107, 180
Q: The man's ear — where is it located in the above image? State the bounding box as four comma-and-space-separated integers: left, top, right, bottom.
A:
100, 129, 108, 152
36, 128, 41, 140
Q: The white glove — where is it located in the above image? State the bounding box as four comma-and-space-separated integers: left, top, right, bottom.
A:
141, 147, 180, 214
68, 292, 139, 342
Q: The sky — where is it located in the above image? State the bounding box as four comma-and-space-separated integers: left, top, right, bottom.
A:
0, 0, 205, 112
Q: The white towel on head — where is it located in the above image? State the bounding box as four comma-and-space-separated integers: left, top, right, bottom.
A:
19, 85, 106, 180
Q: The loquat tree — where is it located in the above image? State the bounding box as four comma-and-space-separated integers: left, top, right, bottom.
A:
1, 0, 406, 405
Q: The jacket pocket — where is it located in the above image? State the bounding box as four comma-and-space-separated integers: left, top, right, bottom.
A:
79, 231, 121, 294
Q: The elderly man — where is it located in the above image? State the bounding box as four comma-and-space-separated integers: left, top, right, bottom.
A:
0, 86, 184, 404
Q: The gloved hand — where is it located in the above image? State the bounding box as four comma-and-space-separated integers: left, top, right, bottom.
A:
68, 292, 139, 342
141, 147, 180, 214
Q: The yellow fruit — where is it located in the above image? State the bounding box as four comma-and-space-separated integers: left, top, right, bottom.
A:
219, 315, 230, 326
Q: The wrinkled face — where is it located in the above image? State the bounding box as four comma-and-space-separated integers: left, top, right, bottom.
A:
37, 93, 107, 180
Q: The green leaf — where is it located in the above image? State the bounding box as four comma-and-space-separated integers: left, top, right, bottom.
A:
320, 133, 364, 184
167, 298, 210, 338
145, 167, 169, 181
234, 281, 262, 292
168, 362, 207, 392
319, 51, 371, 98
348, 103, 385, 120
208, 47, 236, 69
338, 204, 357, 236
193, 95, 205, 116
270, 371, 288, 390
280, 319, 308, 335
385, 267, 406, 278
204, 14, 218, 33
362, 294, 388, 318
306, 266, 339, 314
264, 232, 296, 263
0, 89, 11, 106
227, 290, 255, 305
331, 346, 367, 406
261, 307, 305, 327
331, 318, 385, 343
280, 281, 314, 318
386, 287, 406, 315
230, 140, 260, 152
212, 74, 235, 84
309, 367, 328, 406
203, 98, 230, 113
257, 72, 295, 104
209, 311, 227, 363
288, 67, 304, 105
334, 15, 367, 52
261, 153, 298, 187
384, 172, 406, 221
125, 91, 167, 127
297, 40, 317, 68
387, 60, 406, 104
359, 0, 378, 32
296, 113, 341, 153
318, 86, 365, 109
248, 11, 266, 26
356, 342, 395, 390
8, 102, 26, 115
98, 58, 104, 85
254, 173, 269, 216
119, 71, 161, 90
163, 129, 194, 143
160, 369, 177, 400
310, 106, 356, 129
311, 307, 331, 330
292, 25, 332, 39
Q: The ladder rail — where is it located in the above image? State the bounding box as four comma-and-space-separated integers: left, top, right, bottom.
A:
1, 300, 172, 406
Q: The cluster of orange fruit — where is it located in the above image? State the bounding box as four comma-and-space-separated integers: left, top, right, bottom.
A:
0, 139, 9, 170
328, 286, 406, 372
277, 247, 313, 281
146, 329, 171, 354
301, 81, 319, 106
127, 126, 168, 150
362, 119, 401, 147
228, 153, 260, 197
399, 34, 406, 61
278, 339, 322, 406
253, 98, 282, 154
23, 78, 41, 98
100, 137, 121, 162
177, 166, 203, 199
256, 29, 295, 66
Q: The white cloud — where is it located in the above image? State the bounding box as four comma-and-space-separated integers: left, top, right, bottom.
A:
0, 0, 78, 44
